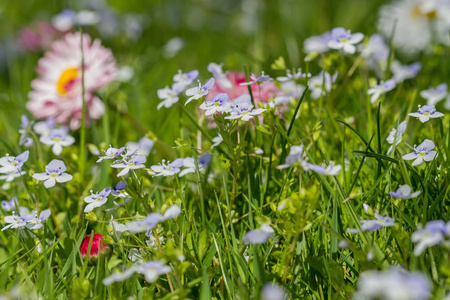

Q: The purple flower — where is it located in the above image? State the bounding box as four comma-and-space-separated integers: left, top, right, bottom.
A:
112, 181, 128, 198
40, 127, 75, 155
408, 105, 444, 123
225, 94, 266, 121
243, 224, 275, 245
0, 151, 29, 173
412, 220, 448, 256
148, 158, 184, 177
199, 93, 231, 116
304, 31, 331, 54
420, 83, 447, 106
111, 155, 146, 177
240, 72, 272, 86
389, 184, 421, 199
367, 79, 396, 103
32, 159, 73, 188
386, 120, 407, 154
27, 209, 51, 230
391, 61, 421, 83
402, 139, 437, 166
96, 146, 126, 163
84, 187, 111, 213
327, 27, 364, 54
185, 78, 215, 105
172, 69, 199, 92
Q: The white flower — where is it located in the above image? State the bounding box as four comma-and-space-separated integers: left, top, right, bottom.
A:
243, 224, 275, 244
211, 133, 223, 149
110, 155, 147, 177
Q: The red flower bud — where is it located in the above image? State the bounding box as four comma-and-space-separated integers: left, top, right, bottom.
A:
80, 234, 110, 259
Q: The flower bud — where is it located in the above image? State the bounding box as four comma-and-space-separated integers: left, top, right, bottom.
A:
80, 234, 111, 263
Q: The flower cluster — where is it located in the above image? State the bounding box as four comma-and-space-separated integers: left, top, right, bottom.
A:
0, 151, 29, 182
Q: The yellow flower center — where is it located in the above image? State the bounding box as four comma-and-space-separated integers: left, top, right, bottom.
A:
423, 112, 430, 116
412, 5, 437, 19
57, 67, 79, 95
50, 173, 58, 178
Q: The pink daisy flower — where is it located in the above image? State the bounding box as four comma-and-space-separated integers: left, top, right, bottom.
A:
27, 32, 117, 130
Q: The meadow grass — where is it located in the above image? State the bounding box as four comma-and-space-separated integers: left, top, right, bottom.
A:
0, 0, 449, 299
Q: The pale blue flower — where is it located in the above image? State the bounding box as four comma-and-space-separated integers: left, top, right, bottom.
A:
157, 85, 182, 109
277, 145, 308, 169
33, 117, 56, 137
420, 83, 447, 106
355, 268, 431, 300
412, 220, 448, 256
327, 27, 364, 54
276, 69, 310, 82
225, 94, 266, 121
185, 78, 215, 105
179, 153, 212, 177
306, 161, 341, 176
1, 197, 18, 211
27, 209, 51, 230
199, 93, 232, 116
309, 71, 337, 100
148, 158, 184, 177
126, 137, 155, 156
304, 31, 331, 54
391, 61, 421, 83
389, 184, 421, 199
0, 151, 29, 174
240, 72, 272, 86
96, 146, 126, 163
367, 79, 396, 103
84, 187, 111, 213
18, 115, 33, 147
32, 159, 73, 188
110, 155, 147, 177
2, 211, 34, 231
386, 121, 407, 154
40, 127, 75, 155
243, 224, 275, 244
261, 283, 287, 300
103, 260, 171, 285
408, 105, 444, 123
211, 133, 223, 149
0, 169, 25, 182
172, 69, 199, 92
402, 139, 437, 166
207, 63, 232, 89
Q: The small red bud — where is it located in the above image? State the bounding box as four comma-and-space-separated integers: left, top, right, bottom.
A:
80, 234, 110, 259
